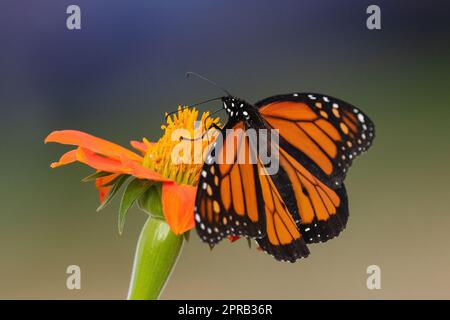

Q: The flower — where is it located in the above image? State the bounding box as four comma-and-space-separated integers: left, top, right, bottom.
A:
45, 107, 220, 235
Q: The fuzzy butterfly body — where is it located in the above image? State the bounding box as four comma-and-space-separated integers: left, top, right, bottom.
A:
194, 92, 375, 262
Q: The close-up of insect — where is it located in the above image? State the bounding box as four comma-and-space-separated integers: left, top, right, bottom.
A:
190, 73, 375, 262
1, 0, 449, 307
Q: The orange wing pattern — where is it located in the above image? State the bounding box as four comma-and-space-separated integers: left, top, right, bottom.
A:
254, 93, 371, 243
195, 93, 374, 262
277, 147, 348, 244
255, 159, 310, 262
195, 122, 266, 243
195, 121, 310, 261
256, 93, 375, 188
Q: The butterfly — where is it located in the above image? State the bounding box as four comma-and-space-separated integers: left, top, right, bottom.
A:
191, 82, 375, 262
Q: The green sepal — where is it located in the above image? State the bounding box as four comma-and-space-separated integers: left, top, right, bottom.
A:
102, 174, 126, 187
118, 179, 153, 234
96, 175, 129, 212
137, 183, 163, 218
81, 171, 111, 182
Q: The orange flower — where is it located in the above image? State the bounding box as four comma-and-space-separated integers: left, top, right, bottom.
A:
45, 107, 220, 235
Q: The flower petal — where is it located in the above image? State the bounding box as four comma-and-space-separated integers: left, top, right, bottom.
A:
120, 156, 171, 182
45, 130, 143, 162
228, 236, 240, 243
95, 173, 120, 203
161, 183, 197, 235
130, 140, 149, 154
50, 149, 77, 168
76, 147, 129, 173
50, 146, 170, 183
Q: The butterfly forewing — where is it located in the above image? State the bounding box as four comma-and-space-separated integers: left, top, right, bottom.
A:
195, 121, 266, 244
256, 93, 375, 188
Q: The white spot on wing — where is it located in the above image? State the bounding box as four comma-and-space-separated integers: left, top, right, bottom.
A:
357, 113, 365, 123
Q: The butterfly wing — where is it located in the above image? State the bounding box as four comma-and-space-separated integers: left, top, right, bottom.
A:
254, 93, 373, 243
196, 92, 374, 260
255, 93, 375, 188
254, 157, 310, 262
277, 146, 349, 244
195, 121, 266, 243
195, 120, 310, 261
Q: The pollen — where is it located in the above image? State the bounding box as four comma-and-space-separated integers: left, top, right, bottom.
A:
142, 106, 221, 186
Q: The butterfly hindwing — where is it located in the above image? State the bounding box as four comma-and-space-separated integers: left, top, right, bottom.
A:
278, 146, 349, 243
298, 183, 348, 244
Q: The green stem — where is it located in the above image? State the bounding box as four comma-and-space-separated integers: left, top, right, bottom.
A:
127, 216, 184, 300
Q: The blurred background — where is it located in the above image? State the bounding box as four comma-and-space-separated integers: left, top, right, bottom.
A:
1, 0, 449, 299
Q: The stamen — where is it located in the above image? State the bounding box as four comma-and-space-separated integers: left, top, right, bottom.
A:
142, 106, 221, 186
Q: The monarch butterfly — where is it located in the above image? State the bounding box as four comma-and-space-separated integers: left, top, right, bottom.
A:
190, 74, 375, 262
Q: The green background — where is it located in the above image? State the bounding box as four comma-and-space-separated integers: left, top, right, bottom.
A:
1, 1, 449, 298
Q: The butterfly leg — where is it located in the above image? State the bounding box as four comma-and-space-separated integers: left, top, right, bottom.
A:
180, 123, 221, 141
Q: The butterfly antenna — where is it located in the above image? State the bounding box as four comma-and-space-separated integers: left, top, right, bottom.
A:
206, 106, 223, 118
190, 97, 223, 108
186, 71, 232, 96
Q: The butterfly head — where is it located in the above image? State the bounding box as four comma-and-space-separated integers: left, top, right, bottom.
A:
221, 96, 251, 120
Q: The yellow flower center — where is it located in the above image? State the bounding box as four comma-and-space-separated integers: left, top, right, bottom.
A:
142, 106, 221, 186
